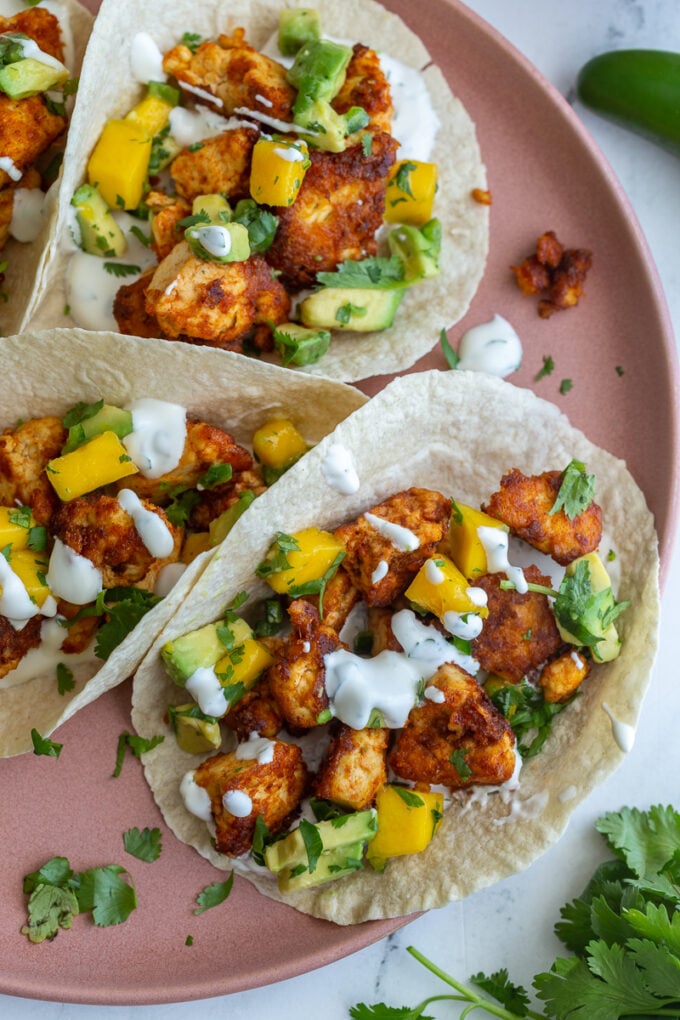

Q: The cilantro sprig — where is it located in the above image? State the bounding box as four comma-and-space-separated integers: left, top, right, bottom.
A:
549, 460, 595, 520
316, 256, 406, 289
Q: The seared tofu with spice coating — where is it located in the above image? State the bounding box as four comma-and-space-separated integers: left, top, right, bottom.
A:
170, 127, 258, 205
0, 615, 41, 680
471, 565, 562, 683
265, 130, 398, 291
300, 566, 360, 634
267, 598, 341, 730
483, 467, 602, 565
225, 675, 283, 741
539, 649, 591, 703
163, 29, 295, 121
0, 8, 65, 61
145, 242, 290, 351
334, 488, 452, 608
147, 191, 191, 261
189, 468, 265, 531
113, 269, 163, 338
314, 724, 389, 810
0, 95, 65, 187
332, 43, 393, 134
193, 738, 307, 857
389, 662, 516, 789
50, 493, 182, 591
0, 416, 66, 525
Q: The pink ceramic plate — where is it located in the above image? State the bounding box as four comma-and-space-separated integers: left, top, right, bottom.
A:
2, 0, 678, 1006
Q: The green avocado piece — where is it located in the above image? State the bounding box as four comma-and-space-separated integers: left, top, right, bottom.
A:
160, 622, 227, 686
185, 221, 250, 264
270, 321, 331, 366
293, 98, 350, 152
388, 218, 442, 284
300, 286, 404, 332
278, 8, 320, 57
63, 404, 133, 454
277, 841, 365, 893
288, 38, 352, 107
191, 193, 231, 224
0, 56, 68, 99
71, 183, 127, 258
264, 809, 377, 874
168, 703, 222, 754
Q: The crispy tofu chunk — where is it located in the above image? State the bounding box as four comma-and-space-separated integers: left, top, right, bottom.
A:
0, 615, 41, 680
170, 127, 258, 205
145, 242, 289, 350
163, 29, 295, 120
225, 674, 283, 741
300, 566, 360, 634
471, 565, 562, 682
194, 738, 308, 857
314, 723, 389, 810
0, 416, 66, 525
189, 467, 266, 531
0, 95, 65, 187
265, 129, 398, 290
332, 43, 393, 134
539, 649, 590, 703
147, 191, 191, 261
112, 269, 163, 339
366, 605, 403, 653
0, 8, 65, 62
334, 488, 452, 608
390, 662, 516, 789
267, 598, 341, 730
483, 467, 602, 565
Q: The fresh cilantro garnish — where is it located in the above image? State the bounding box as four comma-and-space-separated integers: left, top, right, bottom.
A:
94, 587, 163, 659
113, 730, 164, 777
231, 199, 278, 253
553, 559, 629, 648
176, 210, 210, 230
299, 818, 324, 874
72, 864, 137, 928
449, 747, 472, 781
8, 505, 31, 529
56, 663, 75, 696
336, 301, 367, 324
181, 31, 203, 53
549, 460, 595, 520
185, 934, 194, 945
251, 814, 273, 867
390, 786, 425, 809
253, 597, 285, 637
198, 462, 233, 489
534, 354, 555, 380
1, 543, 11, 560
31, 729, 62, 758
123, 826, 162, 863
490, 679, 571, 759
361, 132, 373, 156
615, 364, 625, 376
193, 873, 234, 914
255, 532, 300, 579
317, 256, 405, 289
269, 321, 330, 367
129, 224, 151, 247
27, 525, 47, 551
440, 328, 460, 369
62, 399, 104, 429
394, 161, 418, 198
310, 797, 346, 822
163, 484, 201, 526
103, 262, 141, 278
354, 630, 374, 655
287, 550, 346, 616
559, 378, 573, 395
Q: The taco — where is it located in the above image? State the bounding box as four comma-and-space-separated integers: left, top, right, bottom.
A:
0, 327, 365, 758
27, 0, 488, 381
0, 0, 92, 336
131, 369, 659, 924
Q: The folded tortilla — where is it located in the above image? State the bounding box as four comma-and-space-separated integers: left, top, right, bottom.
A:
0, 0, 93, 337
132, 369, 660, 924
0, 327, 366, 757
26, 0, 489, 381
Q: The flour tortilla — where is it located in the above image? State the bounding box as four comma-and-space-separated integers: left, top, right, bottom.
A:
132, 369, 659, 924
0, 0, 93, 337
26, 0, 489, 382
0, 328, 366, 757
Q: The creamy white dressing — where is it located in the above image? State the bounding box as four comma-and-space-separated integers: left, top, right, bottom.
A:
0, 617, 97, 690
425, 559, 445, 585
477, 526, 528, 594
0, 156, 21, 183
222, 789, 253, 817
168, 108, 249, 148
123, 398, 187, 479
0, 554, 40, 625
130, 32, 166, 83
255, 93, 273, 108
185, 665, 227, 718
6, 33, 66, 72
371, 560, 389, 584
234, 105, 301, 135
602, 702, 636, 752
392, 608, 479, 676
191, 224, 231, 258
180, 771, 213, 821
424, 685, 445, 704
442, 609, 483, 641
457, 315, 522, 378
9, 188, 45, 242
46, 538, 103, 606
570, 650, 585, 669
273, 145, 305, 162
154, 561, 187, 597
466, 586, 488, 608
364, 512, 419, 552
321, 443, 360, 495
180, 81, 223, 107
235, 732, 276, 765
379, 53, 440, 161
117, 488, 174, 558
493, 790, 549, 825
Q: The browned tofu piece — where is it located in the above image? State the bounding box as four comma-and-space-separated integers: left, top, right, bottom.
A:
194, 738, 308, 857
170, 127, 258, 205
50, 493, 182, 591
0, 95, 65, 187
299, 566, 360, 634
267, 598, 341, 730
113, 269, 163, 339
334, 488, 452, 608
314, 724, 389, 810
332, 43, 393, 134
147, 191, 191, 261
225, 674, 283, 741
189, 467, 266, 531
145, 242, 289, 350
539, 649, 590, 703
471, 565, 562, 682
483, 467, 602, 566
0, 8, 65, 61
366, 606, 402, 653
0, 416, 66, 525
163, 29, 295, 120
0, 615, 41, 680
265, 129, 398, 290
389, 662, 516, 789
56, 602, 100, 655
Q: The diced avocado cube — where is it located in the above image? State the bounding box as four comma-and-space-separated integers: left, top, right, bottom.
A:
293, 98, 349, 152
71, 183, 127, 258
185, 222, 250, 264
287, 38, 352, 106
388, 219, 441, 284
168, 703, 222, 754
0, 56, 68, 99
555, 552, 626, 662
278, 8, 320, 56
264, 809, 377, 874
161, 622, 229, 686
270, 321, 331, 366
63, 404, 133, 454
208, 490, 256, 546
191, 193, 231, 225
277, 841, 365, 893
300, 286, 404, 332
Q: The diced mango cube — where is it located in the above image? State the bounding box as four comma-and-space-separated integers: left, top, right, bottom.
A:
252, 418, 308, 471
384, 160, 438, 225
259, 527, 344, 594
405, 554, 488, 620
0, 506, 34, 551
367, 785, 444, 868
249, 138, 309, 207
181, 532, 212, 564
87, 118, 153, 210
449, 502, 508, 580
125, 93, 174, 137
214, 617, 275, 691
7, 549, 51, 607
46, 431, 139, 501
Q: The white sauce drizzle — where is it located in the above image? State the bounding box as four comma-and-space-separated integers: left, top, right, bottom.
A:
424, 685, 445, 704
168, 108, 250, 148
425, 559, 445, 585
492, 790, 549, 825
321, 443, 360, 494
222, 789, 252, 817
379, 53, 440, 162
0, 554, 39, 625
46, 538, 103, 606
154, 561, 187, 597
179, 771, 213, 821
466, 586, 488, 608
255, 93, 273, 108
235, 732, 276, 765
9, 188, 45, 242
185, 665, 226, 718
191, 224, 231, 258
180, 81, 223, 107
123, 398, 187, 479
6, 33, 66, 72
477, 526, 528, 593
117, 489, 174, 558
130, 32, 166, 83
457, 315, 523, 378
601, 702, 636, 753
273, 145, 305, 162
0, 617, 96, 690
0, 156, 21, 182
442, 610, 483, 641
364, 512, 419, 552
371, 560, 389, 584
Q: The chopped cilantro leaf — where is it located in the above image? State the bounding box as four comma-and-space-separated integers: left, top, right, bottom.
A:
559, 378, 573, 395
113, 730, 164, 777
185, 934, 194, 945
255, 532, 300, 579
73, 865, 137, 927
615, 364, 625, 376
123, 826, 162, 863
31, 728, 62, 758
490, 678, 571, 759
198, 462, 233, 489
8, 505, 31, 529
394, 161, 418, 198
299, 818, 323, 874
27, 525, 47, 551
181, 31, 203, 54
93, 587, 163, 660
103, 262, 141, 278
316, 256, 406, 289
440, 328, 460, 369
449, 747, 472, 781
56, 662, 75, 696
231, 199, 278, 253
62, 399, 104, 429
549, 460, 596, 520
390, 786, 425, 809
336, 301, 366, 324
193, 873, 234, 914
535, 354, 555, 380
286, 550, 346, 616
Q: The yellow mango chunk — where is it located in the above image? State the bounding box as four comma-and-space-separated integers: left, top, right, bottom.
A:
384, 160, 438, 225
252, 418, 308, 470
249, 138, 309, 207
448, 502, 508, 580
214, 617, 275, 691
259, 527, 344, 594
181, 532, 212, 564
125, 93, 174, 137
7, 549, 51, 607
46, 431, 139, 502
405, 554, 488, 619
367, 785, 444, 868
87, 118, 152, 210
0, 506, 34, 551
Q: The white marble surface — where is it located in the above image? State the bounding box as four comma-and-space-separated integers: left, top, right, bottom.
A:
3, 1, 679, 1016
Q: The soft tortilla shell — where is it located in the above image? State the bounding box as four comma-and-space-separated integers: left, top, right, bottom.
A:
132, 369, 659, 924
26, 0, 488, 381
0, 327, 365, 757
1, 0, 93, 337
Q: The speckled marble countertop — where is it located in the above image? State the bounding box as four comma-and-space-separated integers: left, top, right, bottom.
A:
3, 1, 679, 1016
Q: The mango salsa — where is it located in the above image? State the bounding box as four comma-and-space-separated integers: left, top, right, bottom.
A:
214, 617, 275, 691
405, 554, 488, 620
249, 138, 309, 207
87, 118, 152, 211
384, 160, 438, 225
46, 431, 139, 501
7, 549, 51, 608
126, 93, 175, 137
0, 506, 34, 551
448, 502, 508, 580
367, 784, 444, 869
252, 418, 308, 471
258, 527, 344, 594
